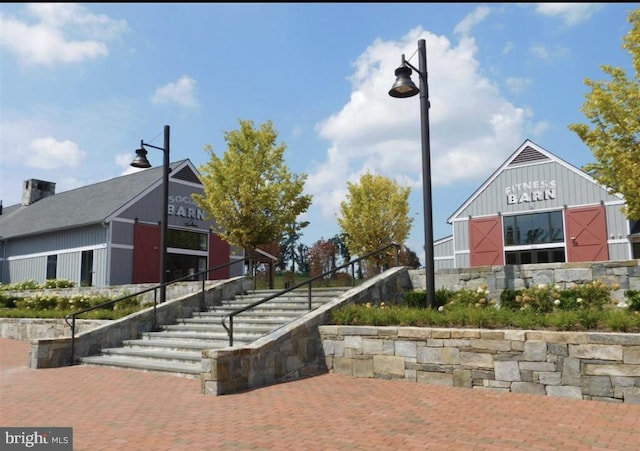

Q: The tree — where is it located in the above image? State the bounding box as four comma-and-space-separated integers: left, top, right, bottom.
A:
193, 119, 313, 266
568, 8, 640, 220
308, 239, 338, 281
398, 245, 421, 269
337, 172, 413, 275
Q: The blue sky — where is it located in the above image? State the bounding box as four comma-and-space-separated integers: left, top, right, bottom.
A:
1, 3, 637, 264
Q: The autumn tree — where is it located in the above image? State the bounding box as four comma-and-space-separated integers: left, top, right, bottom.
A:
337, 172, 413, 275
193, 119, 313, 272
308, 239, 338, 282
568, 8, 640, 220
398, 245, 421, 269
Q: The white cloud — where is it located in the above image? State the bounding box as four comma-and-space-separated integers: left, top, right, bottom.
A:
25, 137, 86, 169
454, 6, 491, 36
151, 75, 199, 108
505, 77, 533, 94
308, 26, 526, 223
534, 3, 604, 26
0, 3, 128, 66
529, 43, 569, 63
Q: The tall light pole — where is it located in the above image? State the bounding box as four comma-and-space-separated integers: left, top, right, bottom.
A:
131, 125, 170, 304
388, 39, 435, 309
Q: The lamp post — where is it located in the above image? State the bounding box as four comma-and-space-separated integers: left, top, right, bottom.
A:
388, 39, 435, 309
130, 125, 170, 304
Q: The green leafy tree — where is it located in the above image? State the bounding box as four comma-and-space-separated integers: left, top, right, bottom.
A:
568, 8, 640, 220
337, 172, 413, 275
193, 119, 313, 267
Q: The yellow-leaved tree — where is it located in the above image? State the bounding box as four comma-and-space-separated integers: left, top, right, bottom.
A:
337, 172, 413, 276
193, 119, 312, 272
568, 7, 640, 220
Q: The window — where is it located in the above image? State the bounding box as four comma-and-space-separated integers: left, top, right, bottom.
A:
81, 250, 93, 287
503, 211, 565, 265
46, 255, 57, 280
505, 248, 565, 265
504, 211, 563, 246
167, 229, 208, 251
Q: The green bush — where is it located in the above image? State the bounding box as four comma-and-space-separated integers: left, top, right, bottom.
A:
625, 290, 640, 311
330, 281, 640, 333
402, 288, 450, 309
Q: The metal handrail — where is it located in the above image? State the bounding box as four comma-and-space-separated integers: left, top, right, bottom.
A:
222, 243, 400, 346
65, 256, 254, 365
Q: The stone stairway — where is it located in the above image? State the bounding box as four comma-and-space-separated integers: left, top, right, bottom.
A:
80, 286, 350, 377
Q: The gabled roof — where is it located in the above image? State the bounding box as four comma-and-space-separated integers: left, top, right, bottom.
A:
447, 139, 624, 223
0, 159, 192, 240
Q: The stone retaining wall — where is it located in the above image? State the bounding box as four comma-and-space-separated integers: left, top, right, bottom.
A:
0, 318, 109, 340
319, 325, 640, 404
200, 266, 412, 395
411, 260, 640, 302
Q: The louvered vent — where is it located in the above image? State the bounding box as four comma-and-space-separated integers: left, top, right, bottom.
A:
508, 146, 550, 166
172, 166, 201, 184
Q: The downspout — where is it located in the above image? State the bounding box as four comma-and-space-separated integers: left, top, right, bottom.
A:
1, 237, 6, 284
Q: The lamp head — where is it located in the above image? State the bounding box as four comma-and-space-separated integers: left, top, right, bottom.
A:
130, 146, 152, 168
389, 65, 419, 98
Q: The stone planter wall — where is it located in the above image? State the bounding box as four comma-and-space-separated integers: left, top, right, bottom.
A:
319, 325, 640, 404
410, 259, 640, 302
0, 318, 109, 340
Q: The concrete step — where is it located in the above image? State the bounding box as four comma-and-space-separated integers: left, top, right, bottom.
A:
81, 354, 201, 377
79, 286, 351, 377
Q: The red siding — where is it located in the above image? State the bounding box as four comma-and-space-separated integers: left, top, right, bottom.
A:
208, 234, 231, 279
565, 205, 609, 262
133, 223, 161, 283
470, 216, 504, 267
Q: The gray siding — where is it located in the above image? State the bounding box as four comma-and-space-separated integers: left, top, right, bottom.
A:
453, 220, 469, 252
4, 246, 107, 287
118, 181, 210, 230
605, 203, 629, 241
434, 236, 453, 258
109, 247, 133, 285
434, 236, 454, 270
455, 162, 621, 219
111, 220, 134, 246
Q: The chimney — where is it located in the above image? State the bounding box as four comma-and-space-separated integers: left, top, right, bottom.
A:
22, 179, 56, 206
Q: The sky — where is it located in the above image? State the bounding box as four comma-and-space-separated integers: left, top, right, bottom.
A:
1, 2, 638, 265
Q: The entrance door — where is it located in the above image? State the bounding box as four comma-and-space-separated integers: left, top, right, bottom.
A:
565, 205, 609, 262
470, 216, 504, 266
133, 223, 161, 283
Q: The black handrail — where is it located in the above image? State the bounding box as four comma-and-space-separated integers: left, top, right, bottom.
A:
222, 243, 400, 346
65, 256, 254, 365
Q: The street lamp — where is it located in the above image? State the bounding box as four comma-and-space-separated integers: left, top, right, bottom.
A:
389, 39, 435, 309
130, 125, 170, 304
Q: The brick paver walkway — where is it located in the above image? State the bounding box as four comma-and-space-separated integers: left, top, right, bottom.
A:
1, 338, 639, 450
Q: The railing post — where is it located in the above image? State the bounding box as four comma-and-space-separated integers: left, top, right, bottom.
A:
307, 284, 312, 310
153, 289, 158, 332
229, 316, 234, 347
201, 277, 206, 310
69, 315, 76, 366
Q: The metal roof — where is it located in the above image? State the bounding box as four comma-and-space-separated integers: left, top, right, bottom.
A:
0, 160, 190, 240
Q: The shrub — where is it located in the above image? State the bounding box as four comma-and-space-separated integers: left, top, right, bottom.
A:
625, 290, 640, 312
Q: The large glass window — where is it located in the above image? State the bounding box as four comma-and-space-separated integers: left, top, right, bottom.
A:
167, 229, 208, 251
505, 248, 565, 265
504, 211, 563, 246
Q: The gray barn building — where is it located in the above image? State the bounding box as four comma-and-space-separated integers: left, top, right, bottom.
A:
0, 159, 243, 287
434, 139, 639, 269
